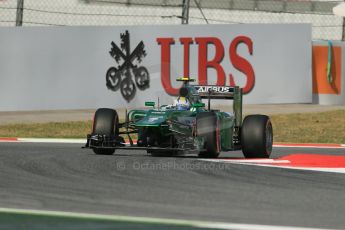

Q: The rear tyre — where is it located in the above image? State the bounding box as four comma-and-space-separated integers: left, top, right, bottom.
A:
241, 115, 273, 158
92, 108, 118, 155
197, 112, 220, 158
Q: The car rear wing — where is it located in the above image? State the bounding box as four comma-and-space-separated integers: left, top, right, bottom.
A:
194, 86, 238, 99
194, 85, 243, 127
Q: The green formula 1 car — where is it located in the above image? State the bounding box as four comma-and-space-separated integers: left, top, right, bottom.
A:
84, 78, 273, 158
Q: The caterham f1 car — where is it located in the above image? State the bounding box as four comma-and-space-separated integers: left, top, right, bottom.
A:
84, 78, 273, 158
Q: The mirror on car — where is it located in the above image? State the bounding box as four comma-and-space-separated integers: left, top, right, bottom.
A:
192, 102, 205, 108
145, 101, 155, 107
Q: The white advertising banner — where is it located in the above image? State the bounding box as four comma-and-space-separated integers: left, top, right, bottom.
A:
0, 24, 311, 111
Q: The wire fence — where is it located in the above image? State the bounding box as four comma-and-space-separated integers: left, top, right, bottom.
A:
0, 0, 344, 40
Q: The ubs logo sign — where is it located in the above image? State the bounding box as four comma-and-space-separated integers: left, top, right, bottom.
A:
106, 30, 150, 102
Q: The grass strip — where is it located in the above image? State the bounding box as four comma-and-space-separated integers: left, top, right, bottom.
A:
0, 121, 92, 139
270, 109, 345, 144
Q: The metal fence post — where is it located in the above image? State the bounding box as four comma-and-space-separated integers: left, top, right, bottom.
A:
181, 0, 190, 24
16, 0, 24, 26
342, 17, 345, 41
343, 0, 345, 41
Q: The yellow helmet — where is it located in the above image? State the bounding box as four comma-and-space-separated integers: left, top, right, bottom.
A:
174, 97, 190, 111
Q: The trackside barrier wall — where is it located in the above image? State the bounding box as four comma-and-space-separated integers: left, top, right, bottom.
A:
312, 41, 345, 105
0, 24, 311, 111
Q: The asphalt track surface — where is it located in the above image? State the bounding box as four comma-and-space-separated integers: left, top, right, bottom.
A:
0, 142, 344, 229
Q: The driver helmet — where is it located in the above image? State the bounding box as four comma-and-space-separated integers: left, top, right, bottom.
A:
174, 97, 190, 111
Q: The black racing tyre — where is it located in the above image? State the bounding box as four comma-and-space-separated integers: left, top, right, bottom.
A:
92, 108, 119, 155
241, 115, 273, 158
196, 112, 220, 158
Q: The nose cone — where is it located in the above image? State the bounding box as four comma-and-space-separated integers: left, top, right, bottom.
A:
135, 111, 167, 127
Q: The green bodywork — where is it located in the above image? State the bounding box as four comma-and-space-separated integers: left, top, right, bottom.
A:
126, 84, 243, 152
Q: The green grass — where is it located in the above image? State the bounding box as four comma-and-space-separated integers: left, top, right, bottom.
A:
0, 121, 92, 138
0, 110, 344, 143
270, 110, 345, 144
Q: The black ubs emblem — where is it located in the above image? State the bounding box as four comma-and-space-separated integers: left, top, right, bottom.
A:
106, 30, 149, 102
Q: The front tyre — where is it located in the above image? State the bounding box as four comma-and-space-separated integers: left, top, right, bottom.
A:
241, 115, 273, 158
92, 108, 119, 155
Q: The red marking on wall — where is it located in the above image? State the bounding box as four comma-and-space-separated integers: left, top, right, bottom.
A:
229, 36, 255, 93
312, 45, 342, 95
157, 36, 255, 95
